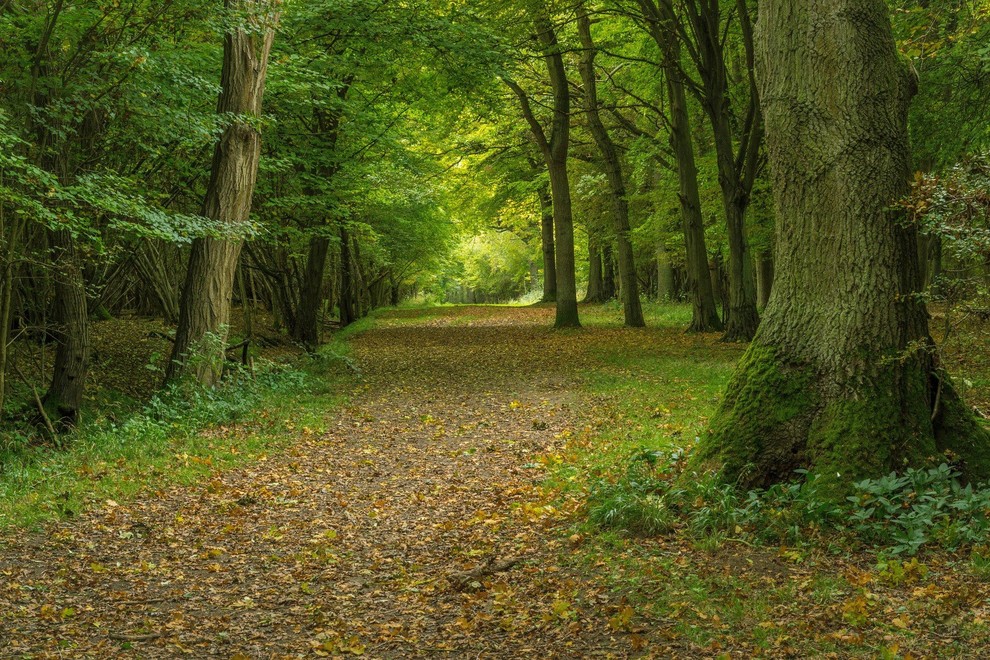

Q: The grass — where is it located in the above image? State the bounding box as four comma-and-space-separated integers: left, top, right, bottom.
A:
0, 326, 360, 530
540, 300, 990, 656
4, 300, 989, 655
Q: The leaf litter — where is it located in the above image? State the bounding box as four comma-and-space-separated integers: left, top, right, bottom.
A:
2, 304, 989, 658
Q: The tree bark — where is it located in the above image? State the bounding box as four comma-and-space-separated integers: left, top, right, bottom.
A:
536, 181, 557, 302
165, 0, 277, 386
698, 0, 990, 490
637, 0, 721, 332
577, 7, 644, 326
584, 240, 605, 303
293, 235, 330, 346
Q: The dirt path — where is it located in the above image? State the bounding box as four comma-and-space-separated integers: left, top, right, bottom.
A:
0, 307, 665, 658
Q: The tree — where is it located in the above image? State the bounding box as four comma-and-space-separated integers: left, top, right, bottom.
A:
631, 0, 723, 333
166, 0, 278, 386
696, 0, 990, 490
505, 6, 580, 328
671, 0, 763, 341
577, 5, 644, 327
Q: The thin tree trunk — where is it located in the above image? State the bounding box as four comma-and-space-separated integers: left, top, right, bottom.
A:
165, 0, 277, 386
756, 250, 774, 309
637, 0, 721, 332
0, 202, 22, 414
699, 0, 990, 489
584, 241, 605, 303
237, 262, 252, 339
602, 243, 617, 301
339, 226, 356, 327
657, 244, 675, 302
536, 181, 557, 302
577, 7, 644, 326
293, 235, 330, 345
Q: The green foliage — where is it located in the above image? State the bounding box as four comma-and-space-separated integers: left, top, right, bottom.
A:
0, 360, 342, 528
891, 0, 990, 168
435, 231, 535, 302
587, 448, 682, 535
847, 464, 990, 555
589, 448, 990, 556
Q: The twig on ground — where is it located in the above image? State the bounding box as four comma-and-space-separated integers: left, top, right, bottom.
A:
449, 555, 528, 591
108, 632, 163, 642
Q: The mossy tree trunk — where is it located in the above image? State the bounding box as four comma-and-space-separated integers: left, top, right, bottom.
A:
698, 0, 990, 490
166, 0, 277, 386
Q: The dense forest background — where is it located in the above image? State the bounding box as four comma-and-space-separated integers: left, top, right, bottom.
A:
0, 0, 988, 428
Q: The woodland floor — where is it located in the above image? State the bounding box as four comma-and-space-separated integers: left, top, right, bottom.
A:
2, 304, 990, 658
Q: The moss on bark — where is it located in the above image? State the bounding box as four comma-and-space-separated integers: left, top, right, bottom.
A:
933, 381, 990, 481
696, 342, 990, 496
696, 344, 814, 486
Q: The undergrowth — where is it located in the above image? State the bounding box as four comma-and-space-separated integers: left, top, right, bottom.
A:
588, 447, 990, 557
0, 350, 355, 529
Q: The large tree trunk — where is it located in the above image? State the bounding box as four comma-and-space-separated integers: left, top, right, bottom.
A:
536, 181, 557, 302
293, 235, 330, 346
584, 241, 605, 303
577, 7, 644, 326
698, 0, 990, 490
638, 0, 721, 332
165, 0, 277, 386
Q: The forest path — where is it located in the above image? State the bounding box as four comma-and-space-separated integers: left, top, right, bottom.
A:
1, 305, 674, 658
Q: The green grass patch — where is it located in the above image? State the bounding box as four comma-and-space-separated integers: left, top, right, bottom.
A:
0, 349, 358, 530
